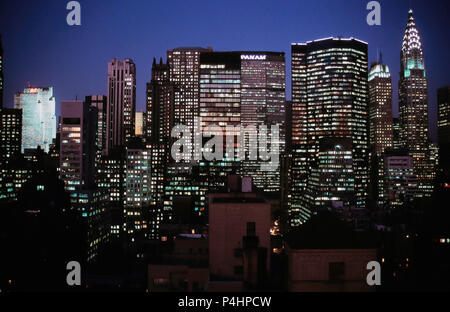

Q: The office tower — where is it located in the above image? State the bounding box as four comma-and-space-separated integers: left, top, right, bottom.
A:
383, 150, 418, 207
199, 51, 286, 192
209, 176, 270, 283
290, 38, 369, 226
125, 144, 151, 241
398, 9, 434, 196
290, 44, 308, 226
97, 148, 126, 239
14, 87, 56, 152
59, 101, 98, 202
308, 138, 355, 212
368, 60, 393, 206
60, 101, 108, 261
438, 85, 450, 171
239, 52, 286, 192
135, 111, 145, 137
106, 58, 136, 152
438, 86, 450, 146
199, 52, 242, 191
85, 95, 107, 154
146, 58, 174, 225
146, 57, 174, 142
0, 108, 22, 165
167, 47, 212, 157
163, 163, 206, 224
0, 108, 24, 203
0, 35, 3, 108
392, 118, 401, 150
369, 60, 393, 155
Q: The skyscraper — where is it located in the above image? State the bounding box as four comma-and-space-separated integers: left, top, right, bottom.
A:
392, 118, 401, 150
135, 111, 145, 137
167, 47, 212, 157
398, 9, 434, 197
199, 51, 286, 192
59, 100, 98, 196
437, 85, 450, 172
369, 60, 393, 155
60, 101, 110, 261
0, 108, 22, 166
125, 143, 152, 241
106, 58, 136, 152
85, 95, 107, 155
368, 59, 393, 205
438, 86, 450, 149
239, 52, 286, 193
14, 87, 56, 153
146, 57, 174, 225
0, 35, 3, 108
290, 38, 369, 226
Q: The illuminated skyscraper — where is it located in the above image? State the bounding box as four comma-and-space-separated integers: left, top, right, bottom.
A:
239, 52, 286, 193
438, 85, 450, 173
368, 59, 393, 205
369, 60, 393, 155
0, 108, 22, 166
146, 58, 174, 225
14, 87, 56, 152
125, 144, 152, 241
167, 47, 212, 158
392, 118, 401, 150
438, 86, 450, 150
85, 95, 107, 155
59, 100, 98, 198
290, 38, 369, 226
135, 111, 145, 137
398, 9, 434, 197
199, 51, 285, 192
0, 35, 3, 108
106, 58, 136, 152
60, 101, 109, 261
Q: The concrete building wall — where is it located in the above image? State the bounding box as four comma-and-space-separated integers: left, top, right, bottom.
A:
288, 248, 377, 292
209, 195, 271, 280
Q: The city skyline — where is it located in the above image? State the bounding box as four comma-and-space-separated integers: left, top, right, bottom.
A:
1, 0, 450, 294
1, 1, 449, 142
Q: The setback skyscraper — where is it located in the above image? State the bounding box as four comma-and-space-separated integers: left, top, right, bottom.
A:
106, 58, 136, 152
398, 9, 434, 197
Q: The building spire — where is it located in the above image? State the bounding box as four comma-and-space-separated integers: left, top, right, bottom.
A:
402, 8, 422, 53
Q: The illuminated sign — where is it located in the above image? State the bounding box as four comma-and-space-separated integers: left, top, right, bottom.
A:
241, 55, 267, 61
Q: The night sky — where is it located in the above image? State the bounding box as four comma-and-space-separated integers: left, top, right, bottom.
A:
1, 0, 449, 141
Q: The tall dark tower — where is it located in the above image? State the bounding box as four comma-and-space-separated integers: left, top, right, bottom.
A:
398, 9, 434, 197
0, 35, 4, 108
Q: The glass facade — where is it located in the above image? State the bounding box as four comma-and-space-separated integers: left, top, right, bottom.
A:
290, 38, 369, 226
14, 87, 56, 153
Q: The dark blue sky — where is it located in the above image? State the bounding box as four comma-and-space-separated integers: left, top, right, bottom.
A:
1, 0, 449, 141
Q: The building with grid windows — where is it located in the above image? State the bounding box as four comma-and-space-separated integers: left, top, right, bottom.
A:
14, 87, 56, 153
290, 38, 369, 226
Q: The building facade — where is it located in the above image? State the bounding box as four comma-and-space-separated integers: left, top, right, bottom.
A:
14, 87, 56, 152
398, 9, 434, 197
106, 58, 136, 152
290, 38, 369, 226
